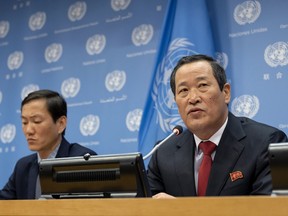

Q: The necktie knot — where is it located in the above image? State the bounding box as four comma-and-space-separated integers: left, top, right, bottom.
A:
199, 141, 216, 155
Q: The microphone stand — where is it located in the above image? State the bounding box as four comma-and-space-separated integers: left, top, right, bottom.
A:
143, 132, 176, 160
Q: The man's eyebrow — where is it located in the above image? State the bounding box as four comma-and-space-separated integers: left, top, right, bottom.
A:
21, 114, 42, 118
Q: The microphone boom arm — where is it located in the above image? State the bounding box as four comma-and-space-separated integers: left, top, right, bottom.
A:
143, 133, 175, 160
143, 125, 183, 160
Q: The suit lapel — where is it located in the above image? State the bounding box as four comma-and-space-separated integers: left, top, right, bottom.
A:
55, 137, 69, 158
206, 113, 246, 196
27, 157, 38, 199
174, 131, 197, 196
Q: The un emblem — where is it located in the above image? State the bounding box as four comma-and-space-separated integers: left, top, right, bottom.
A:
152, 38, 196, 133
0, 124, 16, 144
233, 1, 261, 25
0, 21, 9, 38
264, 41, 288, 67
86, 34, 106, 55
80, 114, 100, 136
132, 24, 153, 46
126, 109, 142, 132
105, 70, 126, 92
21, 84, 40, 100
7, 51, 24, 70
111, 0, 131, 11
231, 95, 259, 118
45, 43, 63, 63
68, 1, 87, 22
29, 12, 46, 31
215, 52, 228, 70
61, 77, 81, 98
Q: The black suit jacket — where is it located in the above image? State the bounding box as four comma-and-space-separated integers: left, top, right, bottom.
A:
0, 137, 97, 199
147, 112, 288, 196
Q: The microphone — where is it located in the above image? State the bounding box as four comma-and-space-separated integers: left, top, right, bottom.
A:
83, 153, 91, 161
143, 125, 183, 160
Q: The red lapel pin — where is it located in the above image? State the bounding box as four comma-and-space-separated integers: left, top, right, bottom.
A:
230, 171, 244, 182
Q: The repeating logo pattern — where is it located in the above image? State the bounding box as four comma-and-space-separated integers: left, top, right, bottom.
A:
152, 38, 197, 133
45, 43, 63, 63
264, 41, 288, 67
105, 70, 126, 92
7, 51, 24, 70
0, 124, 16, 144
0, 0, 287, 181
111, 0, 131, 11
80, 114, 100, 136
61, 77, 81, 98
126, 109, 142, 132
86, 34, 106, 55
68, 1, 87, 22
233, 1, 261, 25
132, 24, 153, 46
0, 21, 9, 38
215, 52, 229, 70
231, 95, 260, 118
29, 12, 46, 31
21, 84, 40, 100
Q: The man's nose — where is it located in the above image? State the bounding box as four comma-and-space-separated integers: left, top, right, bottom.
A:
24, 123, 34, 134
188, 89, 200, 104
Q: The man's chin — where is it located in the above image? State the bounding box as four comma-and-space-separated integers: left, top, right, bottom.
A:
187, 123, 208, 136
28, 146, 39, 152
187, 121, 205, 131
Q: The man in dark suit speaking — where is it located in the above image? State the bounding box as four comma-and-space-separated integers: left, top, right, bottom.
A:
147, 54, 288, 198
0, 89, 97, 199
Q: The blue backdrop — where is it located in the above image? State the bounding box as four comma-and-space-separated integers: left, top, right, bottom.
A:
0, 0, 287, 188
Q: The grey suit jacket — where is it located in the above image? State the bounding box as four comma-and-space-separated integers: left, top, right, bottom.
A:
147, 112, 288, 196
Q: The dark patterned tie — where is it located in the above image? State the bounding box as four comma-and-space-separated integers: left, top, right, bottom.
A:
198, 141, 216, 196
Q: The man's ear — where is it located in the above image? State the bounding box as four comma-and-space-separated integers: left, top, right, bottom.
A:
223, 83, 231, 104
57, 116, 67, 134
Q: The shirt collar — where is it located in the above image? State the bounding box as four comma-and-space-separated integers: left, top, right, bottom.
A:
194, 116, 228, 152
37, 142, 61, 163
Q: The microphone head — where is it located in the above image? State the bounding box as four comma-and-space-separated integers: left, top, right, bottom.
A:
172, 125, 183, 136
